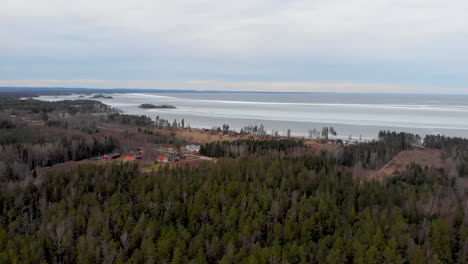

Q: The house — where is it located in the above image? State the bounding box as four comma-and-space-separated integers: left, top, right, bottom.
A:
58, 112, 70, 119
123, 156, 136, 162
186, 145, 200, 152
103, 153, 121, 160
156, 155, 169, 163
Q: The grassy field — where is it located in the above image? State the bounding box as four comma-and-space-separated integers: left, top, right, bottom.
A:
142, 163, 160, 173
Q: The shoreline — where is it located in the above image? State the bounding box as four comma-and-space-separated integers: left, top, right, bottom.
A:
32, 92, 468, 140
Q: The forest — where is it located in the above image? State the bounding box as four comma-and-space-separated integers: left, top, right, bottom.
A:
340, 131, 422, 169
0, 96, 467, 263
199, 131, 423, 170
423, 135, 468, 178
0, 98, 188, 181
0, 152, 467, 263
0, 98, 113, 115
199, 139, 305, 158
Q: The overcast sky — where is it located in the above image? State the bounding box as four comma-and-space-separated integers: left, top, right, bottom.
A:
1, 0, 468, 93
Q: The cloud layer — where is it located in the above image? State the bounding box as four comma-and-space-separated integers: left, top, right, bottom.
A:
2, 0, 468, 92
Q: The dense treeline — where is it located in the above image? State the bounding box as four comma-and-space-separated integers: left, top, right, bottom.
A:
0, 154, 466, 263
140, 129, 187, 145
424, 135, 468, 177
424, 135, 468, 158
200, 139, 305, 157
107, 113, 187, 130
240, 124, 267, 135
0, 98, 113, 114
341, 131, 422, 169
0, 119, 15, 129
46, 120, 70, 129
0, 126, 66, 145
0, 133, 119, 181
107, 113, 154, 127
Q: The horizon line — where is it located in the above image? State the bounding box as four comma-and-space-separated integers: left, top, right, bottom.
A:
1, 86, 468, 96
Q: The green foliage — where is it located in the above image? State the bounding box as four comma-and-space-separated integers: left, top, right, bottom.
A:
0, 119, 16, 129
107, 113, 154, 127
0, 152, 466, 263
46, 120, 68, 128
200, 138, 305, 157
424, 134, 468, 177
0, 132, 120, 180
431, 218, 452, 264
342, 130, 421, 169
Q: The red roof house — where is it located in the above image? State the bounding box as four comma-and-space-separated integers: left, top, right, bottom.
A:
124, 156, 136, 162
156, 155, 169, 163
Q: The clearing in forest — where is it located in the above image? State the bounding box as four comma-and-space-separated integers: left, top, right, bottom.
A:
377, 149, 445, 179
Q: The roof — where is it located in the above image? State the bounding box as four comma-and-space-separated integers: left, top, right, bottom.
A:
156, 155, 168, 161
186, 145, 200, 150
124, 156, 136, 162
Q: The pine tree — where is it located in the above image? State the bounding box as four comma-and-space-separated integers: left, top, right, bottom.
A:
431, 219, 452, 264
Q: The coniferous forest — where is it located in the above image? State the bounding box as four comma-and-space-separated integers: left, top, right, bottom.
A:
0, 97, 467, 263
1, 152, 467, 263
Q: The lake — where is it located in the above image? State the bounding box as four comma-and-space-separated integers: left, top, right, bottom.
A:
37, 92, 468, 139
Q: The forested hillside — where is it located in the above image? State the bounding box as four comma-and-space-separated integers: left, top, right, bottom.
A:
1, 153, 467, 263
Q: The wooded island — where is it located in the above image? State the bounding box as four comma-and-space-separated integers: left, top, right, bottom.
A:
138, 103, 176, 109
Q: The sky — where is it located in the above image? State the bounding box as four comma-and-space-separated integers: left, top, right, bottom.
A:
1, 0, 468, 93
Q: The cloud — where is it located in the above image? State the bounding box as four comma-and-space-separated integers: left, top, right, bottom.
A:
1, 0, 468, 91
3, 0, 468, 58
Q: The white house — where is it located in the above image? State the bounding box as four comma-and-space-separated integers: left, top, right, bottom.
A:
186, 145, 200, 152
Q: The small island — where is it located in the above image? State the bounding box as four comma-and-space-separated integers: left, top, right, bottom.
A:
138, 104, 176, 109
92, 94, 113, 99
